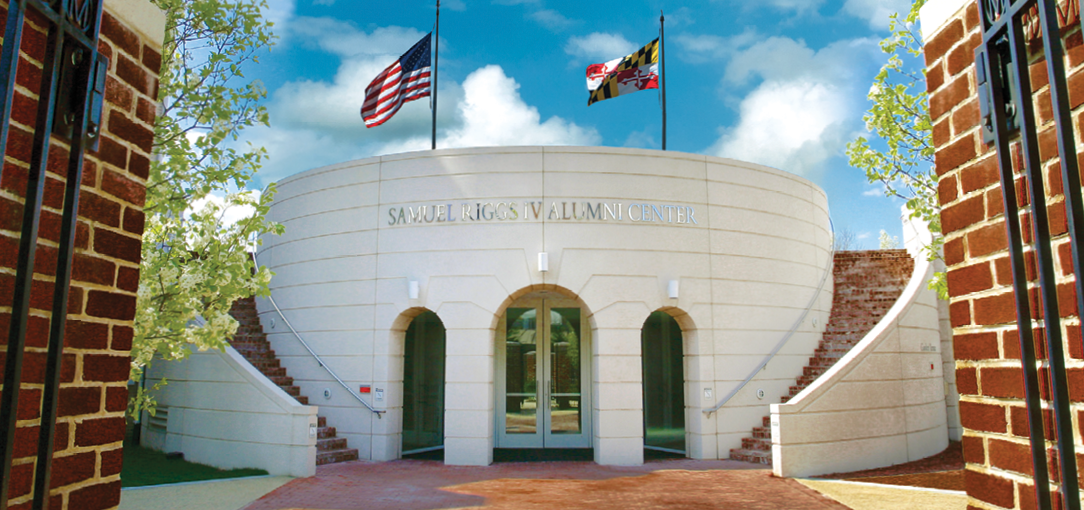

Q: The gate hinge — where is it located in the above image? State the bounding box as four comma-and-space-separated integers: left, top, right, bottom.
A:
53, 45, 108, 151
975, 38, 1020, 144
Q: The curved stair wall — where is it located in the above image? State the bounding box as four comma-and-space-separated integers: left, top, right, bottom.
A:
143, 344, 318, 477
770, 227, 950, 478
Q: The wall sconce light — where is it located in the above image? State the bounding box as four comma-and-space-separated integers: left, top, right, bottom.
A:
668, 280, 679, 299
409, 280, 419, 300
538, 252, 549, 272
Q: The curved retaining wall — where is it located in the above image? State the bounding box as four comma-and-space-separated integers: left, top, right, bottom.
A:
256, 146, 833, 465
770, 219, 950, 477
144, 346, 318, 477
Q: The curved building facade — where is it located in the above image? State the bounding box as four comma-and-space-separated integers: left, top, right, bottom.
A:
255, 146, 834, 466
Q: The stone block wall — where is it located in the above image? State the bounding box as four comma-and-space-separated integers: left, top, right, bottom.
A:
922, 0, 1084, 507
0, 0, 163, 508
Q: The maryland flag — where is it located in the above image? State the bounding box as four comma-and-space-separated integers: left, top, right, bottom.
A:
586, 38, 659, 106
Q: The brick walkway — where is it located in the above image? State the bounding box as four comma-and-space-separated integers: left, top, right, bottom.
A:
242, 458, 850, 510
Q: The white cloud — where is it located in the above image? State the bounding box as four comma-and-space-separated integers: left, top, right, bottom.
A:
765, 0, 824, 12
312, 0, 334, 5
842, 0, 910, 30
262, 0, 296, 35
289, 17, 428, 58
239, 19, 597, 184
707, 36, 880, 176
444, 0, 467, 11
623, 130, 657, 149
663, 7, 695, 28
724, 36, 877, 85
674, 28, 758, 63
863, 188, 884, 197
724, 0, 824, 15
710, 80, 850, 175
564, 32, 636, 63
530, 9, 579, 32
441, 65, 600, 148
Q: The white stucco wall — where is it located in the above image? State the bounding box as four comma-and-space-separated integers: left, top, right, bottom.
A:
256, 146, 833, 466
143, 346, 318, 477
770, 217, 950, 478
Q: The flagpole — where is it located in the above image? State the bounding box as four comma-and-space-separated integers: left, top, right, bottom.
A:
660, 11, 667, 151
432, 0, 440, 150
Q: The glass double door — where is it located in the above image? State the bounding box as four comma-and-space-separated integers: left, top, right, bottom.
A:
496, 296, 591, 448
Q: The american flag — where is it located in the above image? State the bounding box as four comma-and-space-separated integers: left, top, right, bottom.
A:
361, 33, 432, 128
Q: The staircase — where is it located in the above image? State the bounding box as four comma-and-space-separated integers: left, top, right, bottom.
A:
228, 296, 359, 466
729, 250, 915, 465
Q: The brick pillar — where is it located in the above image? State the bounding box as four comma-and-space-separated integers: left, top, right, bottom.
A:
0, 0, 163, 508
922, 0, 1084, 508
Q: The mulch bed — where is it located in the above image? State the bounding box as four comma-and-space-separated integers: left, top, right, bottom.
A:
814, 441, 964, 491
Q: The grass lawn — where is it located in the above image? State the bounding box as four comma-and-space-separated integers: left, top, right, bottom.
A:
121, 440, 268, 488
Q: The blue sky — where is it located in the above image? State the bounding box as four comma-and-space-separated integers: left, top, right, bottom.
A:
238, 0, 919, 249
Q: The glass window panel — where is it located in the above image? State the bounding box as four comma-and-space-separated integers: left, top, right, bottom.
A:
506, 308, 537, 434
403, 311, 446, 453
550, 308, 581, 434
642, 311, 685, 452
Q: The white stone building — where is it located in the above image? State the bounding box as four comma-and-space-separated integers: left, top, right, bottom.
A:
144, 146, 957, 477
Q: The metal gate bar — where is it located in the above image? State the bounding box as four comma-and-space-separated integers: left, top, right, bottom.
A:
0, 1, 103, 509
977, 0, 1084, 508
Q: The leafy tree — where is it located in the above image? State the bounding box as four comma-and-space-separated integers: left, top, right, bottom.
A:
129, 0, 284, 416
879, 229, 901, 249
846, 0, 946, 298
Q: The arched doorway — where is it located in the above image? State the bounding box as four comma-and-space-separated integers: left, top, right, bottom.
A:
641, 311, 685, 454
402, 311, 446, 455
495, 291, 592, 449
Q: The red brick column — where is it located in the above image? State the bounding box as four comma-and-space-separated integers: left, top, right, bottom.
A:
0, 2, 161, 509
927, 0, 1084, 508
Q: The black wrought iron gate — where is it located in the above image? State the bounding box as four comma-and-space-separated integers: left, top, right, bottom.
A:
977, 0, 1084, 508
0, 0, 106, 509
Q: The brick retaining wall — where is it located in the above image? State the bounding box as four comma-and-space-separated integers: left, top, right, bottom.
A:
923, 0, 1084, 507
0, 1, 162, 508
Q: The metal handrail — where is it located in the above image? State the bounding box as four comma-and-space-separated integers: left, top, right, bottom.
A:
251, 254, 385, 418
704, 220, 835, 416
